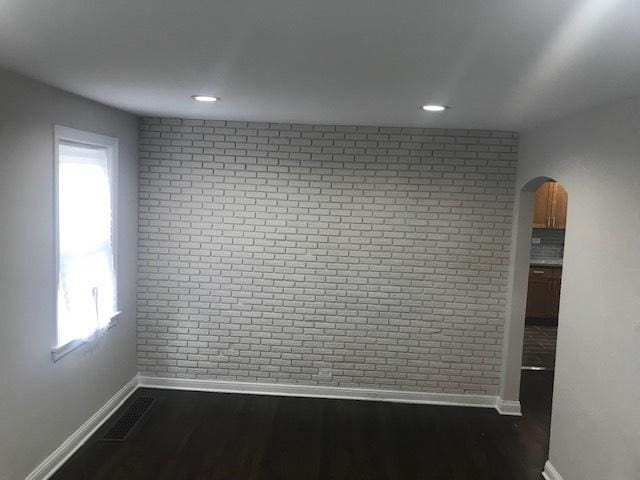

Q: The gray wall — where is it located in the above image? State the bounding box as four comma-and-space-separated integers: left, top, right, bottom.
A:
137, 117, 517, 395
0, 69, 138, 479
515, 97, 640, 479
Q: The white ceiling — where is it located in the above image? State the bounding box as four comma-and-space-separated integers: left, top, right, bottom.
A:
1, 0, 639, 130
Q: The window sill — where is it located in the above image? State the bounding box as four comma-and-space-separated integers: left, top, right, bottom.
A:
51, 311, 122, 362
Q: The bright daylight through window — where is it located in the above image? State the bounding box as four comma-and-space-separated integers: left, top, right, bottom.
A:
54, 127, 118, 353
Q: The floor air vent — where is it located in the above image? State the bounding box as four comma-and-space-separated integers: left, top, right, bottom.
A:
102, 397, 154, 441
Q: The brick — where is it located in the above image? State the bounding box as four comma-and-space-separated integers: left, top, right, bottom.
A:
136, 118, 517, 395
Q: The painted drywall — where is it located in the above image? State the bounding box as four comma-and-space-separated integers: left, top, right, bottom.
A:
0, 68, 138, 479
510, 97, 640, 479
3, 1, 640, 131
137, 117, 518, 396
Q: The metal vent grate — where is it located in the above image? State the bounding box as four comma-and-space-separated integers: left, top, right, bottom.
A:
102, 397, 154, 441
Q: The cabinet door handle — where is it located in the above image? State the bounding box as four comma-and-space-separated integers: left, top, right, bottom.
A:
547, 216, 551, 227
553, 217, 556, 227
532, 270, 545, 274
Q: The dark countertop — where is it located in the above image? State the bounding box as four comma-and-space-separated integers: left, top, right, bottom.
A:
530, 259, 563, 267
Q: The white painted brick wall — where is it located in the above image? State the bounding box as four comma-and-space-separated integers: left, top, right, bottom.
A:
137, 117, 518, 395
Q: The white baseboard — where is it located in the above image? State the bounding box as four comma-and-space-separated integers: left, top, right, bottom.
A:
542, 461, 564, 480
26, 375, 139, 480
138, 375, 510, 412
495, 397, 522, 416
22, 374, 523, 479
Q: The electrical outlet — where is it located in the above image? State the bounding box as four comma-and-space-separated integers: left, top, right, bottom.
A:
532, 237, 541, 244
317, 368, 332, 380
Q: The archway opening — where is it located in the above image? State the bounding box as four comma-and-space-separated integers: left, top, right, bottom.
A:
499, 176, 569, 471
499, 175, 569, 400
519, 180, 567, 432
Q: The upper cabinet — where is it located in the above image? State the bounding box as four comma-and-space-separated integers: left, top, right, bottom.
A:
532, 182, 552, 228
550, 182, 568, 229
532, 181, 567, 229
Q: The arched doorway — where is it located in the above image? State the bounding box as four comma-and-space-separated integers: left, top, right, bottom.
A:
522, 180, 565, 372
499, 176, 568, 417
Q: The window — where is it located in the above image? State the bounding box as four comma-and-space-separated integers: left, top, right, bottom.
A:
52, 126, 119, 360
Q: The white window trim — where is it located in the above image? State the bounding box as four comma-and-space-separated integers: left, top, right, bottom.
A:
52, 125, 120, 362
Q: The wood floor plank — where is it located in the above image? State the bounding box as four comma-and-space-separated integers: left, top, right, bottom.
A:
52, 371, 552, 480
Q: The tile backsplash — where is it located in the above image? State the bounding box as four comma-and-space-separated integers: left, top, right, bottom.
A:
531, 228, 565, 261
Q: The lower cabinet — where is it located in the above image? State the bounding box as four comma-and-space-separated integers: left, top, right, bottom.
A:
525, 266, 562, 319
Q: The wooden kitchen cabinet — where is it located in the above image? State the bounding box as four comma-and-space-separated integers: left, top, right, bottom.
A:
532, 182, 553, 228
525, 266, 562, 319
550, 182, 568, 229
532, 181, 567, 229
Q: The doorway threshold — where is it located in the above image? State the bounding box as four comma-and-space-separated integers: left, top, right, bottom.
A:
521, 365, 554, 371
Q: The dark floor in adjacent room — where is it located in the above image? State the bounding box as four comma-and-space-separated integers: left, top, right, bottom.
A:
522, 323, 558, 370
52, 371, 553, 480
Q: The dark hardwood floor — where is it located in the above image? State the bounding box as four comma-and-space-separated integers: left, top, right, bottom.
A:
522, 323, 558, 370
52, 371, 553, 480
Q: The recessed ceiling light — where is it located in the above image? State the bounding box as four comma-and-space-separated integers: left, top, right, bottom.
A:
421, 104, 450, 112
192, 95, 220, 102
